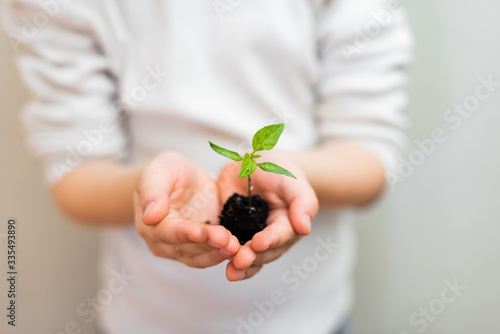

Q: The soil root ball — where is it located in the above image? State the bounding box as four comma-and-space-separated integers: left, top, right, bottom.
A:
219, 193, 268, 245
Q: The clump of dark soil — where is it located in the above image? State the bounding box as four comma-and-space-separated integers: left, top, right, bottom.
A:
219, 193, 268, 245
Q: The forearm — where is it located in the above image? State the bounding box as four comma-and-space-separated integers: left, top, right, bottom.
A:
52, 159, 144, 225
286, 140, 386, 208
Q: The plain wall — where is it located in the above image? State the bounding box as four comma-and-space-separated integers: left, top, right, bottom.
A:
1, 0, 499, 333
353, 0, 500, 333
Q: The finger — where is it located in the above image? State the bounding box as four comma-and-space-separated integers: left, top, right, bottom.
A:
138, 168, 173, 226
279, 179, 318, 236
250, 208, 296, 252
206, 226, 240, 258
231, 243, 258, 270
182, 247, 234, 269
133, 192, 144, 226
134, 192, 158, 237
148, 233, 235, 260
251, 241, 297, 266
223, 234, 241, 257
231, 209, 296, 268
226, 262, 263, 282
226, 261, 245, 282
149, 217, 208, 245
206, 225, 231, 249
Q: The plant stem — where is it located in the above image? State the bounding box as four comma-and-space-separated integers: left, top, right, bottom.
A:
247, 175, 252, 206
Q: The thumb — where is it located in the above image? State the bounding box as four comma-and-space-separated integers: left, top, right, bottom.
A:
286, 183, 318, 236
138, 171, 172, 226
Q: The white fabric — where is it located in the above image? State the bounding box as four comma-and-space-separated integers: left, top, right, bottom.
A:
3, 0, 412, 333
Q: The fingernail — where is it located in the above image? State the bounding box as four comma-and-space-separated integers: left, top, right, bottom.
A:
303, 214, 312, 230
219, 248, 232, 258
144, 201, 155, 217
239, 271, 246, 281
207, 240, 217, 248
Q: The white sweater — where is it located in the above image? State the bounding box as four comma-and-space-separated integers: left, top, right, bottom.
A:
3, 0, 412, 333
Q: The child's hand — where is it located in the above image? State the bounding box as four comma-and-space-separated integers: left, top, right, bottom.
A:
217, 153, 318, 281
134, 152, 240, 268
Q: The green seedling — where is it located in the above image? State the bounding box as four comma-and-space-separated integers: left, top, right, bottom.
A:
209, 123, 296, 206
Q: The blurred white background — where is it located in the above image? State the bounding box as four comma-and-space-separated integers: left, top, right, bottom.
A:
353, 0, 500, 333
1, 0, 499, 333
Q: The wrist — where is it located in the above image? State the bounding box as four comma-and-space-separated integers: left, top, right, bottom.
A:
111, 161, 147, 222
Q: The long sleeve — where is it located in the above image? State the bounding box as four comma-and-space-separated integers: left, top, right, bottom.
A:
1, 1, 386, 333
315, 0, 413, 175
2, 0, 127, 184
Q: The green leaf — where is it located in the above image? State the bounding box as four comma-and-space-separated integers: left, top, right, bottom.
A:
252, 123, 285, 153
239, 153, 257, 178
257, 162, 297, 179
209, 141, 243, 161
